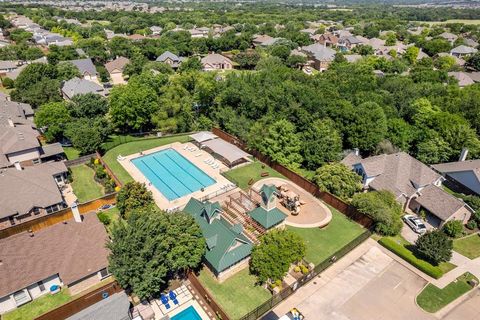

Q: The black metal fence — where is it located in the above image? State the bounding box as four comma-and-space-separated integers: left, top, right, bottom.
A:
238, 229, 372, 320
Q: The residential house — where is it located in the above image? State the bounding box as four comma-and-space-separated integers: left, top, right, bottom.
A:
156, 51, 185, 68
201, 53, 234, 71
68, 58, 99, 83
0, 214, 110, 314
0, 161, 68, 229
61, 77, 105, 100
300, 28, 317, 36
183, 198, 253, 282
464, 38, 479, 48
150, 26, 163, 36
0, 39, 11, 48
247, 184, 287, 230
338, 35, 363, 51
432, 153, 480, 196
105, 56, 130, 85
189, 27, 210, 38
301, 43, 336, 71
252, 34, 283, 47
5, 56, 48, 81
104, 29, 127, 40
448, 71, 475, 87
439, 52, 466, 66
439, 32, 458, 44
127, 34, 146, 41
344, 54, 362, 63
313, 33, 339, 47
342, 152, 473, 227
450, 45, 478, 58
0, 61, 18, 75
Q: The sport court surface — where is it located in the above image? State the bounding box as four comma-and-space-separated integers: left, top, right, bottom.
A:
132, 149, 215, 201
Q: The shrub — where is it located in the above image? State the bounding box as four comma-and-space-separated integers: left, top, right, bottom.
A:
293, 266, 301, 273
442, 220, 464, 238
116, 181, 154, 218
466, 220, 477, 230
416, 230, 453, 265
300, 265, 309, 274
95, 165, 108, 181
2, 77, 14, 88
97, 212, 111, 225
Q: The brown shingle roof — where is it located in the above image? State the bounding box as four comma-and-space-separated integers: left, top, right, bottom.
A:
415, 185, 466, 221
0, 214, 109, 297
104, 57, 130, 74
0, 124, 39, 154
432, 159, 480, 182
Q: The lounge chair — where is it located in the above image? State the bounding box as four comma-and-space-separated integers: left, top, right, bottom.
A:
183, 145, 188, 150
168, 291, 179, 305
195, 152, 202, 157
160, 294, 170, 309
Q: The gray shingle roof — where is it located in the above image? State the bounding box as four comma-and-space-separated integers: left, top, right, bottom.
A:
415, 185, 466, 221
156, 51, 182, 63
68, 58, 98, 76
67, 292, 130, 320
301, 43, 336, 61
450, 45, 478, 55
62, 77, 104, 99
432, 159, 480, 183
0, 124, 39, 155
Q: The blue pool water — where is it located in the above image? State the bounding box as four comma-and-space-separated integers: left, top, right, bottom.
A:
132, 148, 215, 201
171, 306, 203, 320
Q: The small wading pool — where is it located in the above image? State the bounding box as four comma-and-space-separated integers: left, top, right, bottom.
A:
132, 148, 216, 201
171, 306, 203, 320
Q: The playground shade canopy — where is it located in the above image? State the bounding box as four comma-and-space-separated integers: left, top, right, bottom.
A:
202, 138, 250, 166
189, 131, 218, 143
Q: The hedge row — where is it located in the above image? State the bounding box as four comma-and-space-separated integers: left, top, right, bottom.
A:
378, 237, 444, 279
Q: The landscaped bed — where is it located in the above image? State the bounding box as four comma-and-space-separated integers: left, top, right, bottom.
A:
287, 207, 365, 265
379, 235, 456, 279
223, 160, 286, 190
102, 134, 191, 185
70, 164, 104, 202
416, 272, 478, 313
453, 233, 480, 259
197, 268, 271, 320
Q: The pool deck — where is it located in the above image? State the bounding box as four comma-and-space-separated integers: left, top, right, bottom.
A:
118, 142, 236, 211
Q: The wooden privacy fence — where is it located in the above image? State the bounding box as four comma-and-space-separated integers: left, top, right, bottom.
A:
64, 153, 96, 167
96, 151, 123, 187
211, 128, 374, 229
0, 193, 117, 239
187, 272, 231, 320
35, 281, 124, 320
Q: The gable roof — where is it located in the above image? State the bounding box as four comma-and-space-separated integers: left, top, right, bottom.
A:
432, 159, 480, 183
0, 161, 67, 218
0, 124, 39, 155
0, 214, 109, 298
344, 152, 441, 198
248, 206, 287, 230
156, 51, 185, 66
62, 77, 104, 99
301, 43, 336, 61
260, 184, 277, 202
105, 56, 130, 74
450, 45, 478, 55
415, 185, 467, 221
68, 58, 97, 76
184, 198, 252, 273
0, 100, 34, 126
201, 53, 233, 66
448, 71, 475, 87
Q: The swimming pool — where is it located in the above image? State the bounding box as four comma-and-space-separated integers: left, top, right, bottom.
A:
132, 148, 216, 201
171, 306, 202, 320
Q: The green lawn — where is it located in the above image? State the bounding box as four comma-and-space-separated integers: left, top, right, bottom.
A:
70, 164, 104, 202
379, 235, 456, 279
63, 147, 81, 160
3, 289, 72, 320
223, 160, 286, 189
197, 268, 271, 320
416, 273, 478, 313
287, 208, 365, 265
102, 135, 191, 185
454, 234, 480, 259
98, 207, 121, 234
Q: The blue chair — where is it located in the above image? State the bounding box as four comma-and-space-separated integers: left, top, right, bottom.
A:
160, 293, 171, 309
169, 290, 179, 305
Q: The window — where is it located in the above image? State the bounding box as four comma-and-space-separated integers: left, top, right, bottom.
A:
33, 207, 40, 215
13, 290, 30, 306
32, 158, 40, 164
46, 204, 58, 214
55, 175, 63, 183
99, 268, 110, 279
37, 281, 45, 292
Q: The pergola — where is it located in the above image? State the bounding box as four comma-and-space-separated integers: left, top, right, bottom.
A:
202, 138, 251, 167
189, 131, 218, 144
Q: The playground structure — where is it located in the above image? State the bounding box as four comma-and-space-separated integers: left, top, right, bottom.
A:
278, 184, 303, 215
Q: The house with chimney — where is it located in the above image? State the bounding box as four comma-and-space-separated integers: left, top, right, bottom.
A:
0, 214, 110, 314
300, 43, 336, 71
342, 151, 474, 228
312, 33, 339, 47
432, 149, 480, 196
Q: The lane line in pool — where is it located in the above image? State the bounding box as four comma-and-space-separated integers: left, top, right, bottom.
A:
164, 152, 210, 188
152, 156, 196, 193
139, 159, 181, 199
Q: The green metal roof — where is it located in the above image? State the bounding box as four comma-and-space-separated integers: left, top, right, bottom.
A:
248, 206, 287, 230
184, 198, 253, 274
260, 184, 277, 205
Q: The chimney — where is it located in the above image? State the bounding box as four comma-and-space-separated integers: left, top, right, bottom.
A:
459, 148, 469, 162
71, 202, 83, 223
14, 162, 22, 171
7, 118, 14, 127
354, 148, 360, 156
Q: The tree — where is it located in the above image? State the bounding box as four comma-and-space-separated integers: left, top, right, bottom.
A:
64, 118, 106, 154
466, 52, 480, 71
386, 118, 416, 151
56, 62, 81, 81
351, 190, 403, 235
34, 102, 71, 142
286, 54, 307, 69
385, 33, 397, 46
422, 39, 451, 56
314, 163, 362, 200
415, 230, 453, 265
302, 119, 342, 170
250, 229, 305, 283
109, 82, 159, 132
404, 46, 420, 65
69, 93, 109, 118
116, 182, 154, 218
270, 45, 291, 62
258, 119, 303, 169
346, 102, 387, 152
108, 209, 205, 299
178, 57, 203, 73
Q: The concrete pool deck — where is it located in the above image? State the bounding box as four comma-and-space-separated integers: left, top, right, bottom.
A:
118, 142, 236, 211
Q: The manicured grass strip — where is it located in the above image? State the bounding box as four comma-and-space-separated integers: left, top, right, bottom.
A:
63, 147, 81, 160
379, 236, 456, 279
416, 273, 478, 313
2, 289, 71, 320
197, 268, 270, 320
102, 134, 191, 185
288, 207, 365, 265
70, 164, 104, 203
453, 234, 480, 259
223, 160, 286, 190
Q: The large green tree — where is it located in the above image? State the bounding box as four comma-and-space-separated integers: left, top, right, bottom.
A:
302, 119, 342, 170
108, 209, 205, 299
34, 102, 71, 142
415, 230, 453, 265
69, 93, 109, 119
314, 163, 362, 201
116, 182, 154, 218
346, 102, 387, 152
